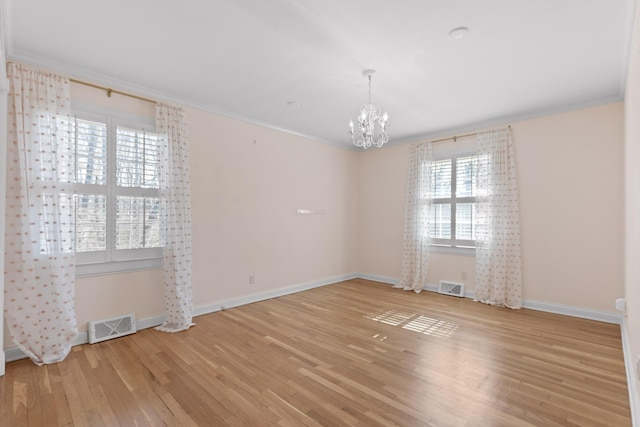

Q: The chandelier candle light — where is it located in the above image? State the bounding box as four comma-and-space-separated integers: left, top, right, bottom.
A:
349, 69, 389, 149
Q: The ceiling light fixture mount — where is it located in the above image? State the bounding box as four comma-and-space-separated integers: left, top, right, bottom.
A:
348, 69, 389, 149
448, 26, 469, 40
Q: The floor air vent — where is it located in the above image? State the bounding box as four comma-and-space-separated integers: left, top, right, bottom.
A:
88, 313, 136, 344
438, 280, 465, 298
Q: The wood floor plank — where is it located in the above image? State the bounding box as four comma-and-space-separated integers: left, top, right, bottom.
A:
260, 388, 324, 427
47, 363, 74, 427
0, 279, 631, 426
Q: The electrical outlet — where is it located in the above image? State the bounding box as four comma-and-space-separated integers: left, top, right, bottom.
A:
249, 274, 255, 285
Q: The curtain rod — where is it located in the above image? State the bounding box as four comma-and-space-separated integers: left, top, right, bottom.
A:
69, 78, 157, 104
7, 61, 157, 104
431, 125, 511, 144
431, 131, 477, 143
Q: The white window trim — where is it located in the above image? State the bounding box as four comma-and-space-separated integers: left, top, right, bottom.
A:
430, 245, 475, 256
72, 102, 162, 277
430, 148, 478, 255
76, 258, 162, 277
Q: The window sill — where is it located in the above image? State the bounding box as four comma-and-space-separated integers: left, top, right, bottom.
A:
430, 245, 476, 256
76, 258, 162, 277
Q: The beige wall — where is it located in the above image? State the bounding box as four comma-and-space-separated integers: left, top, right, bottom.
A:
2, 75, 627, 352
358, 102, 624, 313
625, 0, 640, 407
517, 103, 624, 309
3, 83, 358, 348
75, 270, 165, 325
187, 106, 359, 305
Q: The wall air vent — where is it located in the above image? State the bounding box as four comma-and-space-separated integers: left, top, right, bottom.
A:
438, 280, 465, 298
88, 313, 136, 344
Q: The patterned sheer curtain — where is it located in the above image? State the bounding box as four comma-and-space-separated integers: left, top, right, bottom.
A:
396, 142, 433, 293
474, 128, 522, 308
154, 103, 194, 333
5, 63, 78, 364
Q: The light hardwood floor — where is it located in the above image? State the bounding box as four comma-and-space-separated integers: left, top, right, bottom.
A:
0, 279, 631, 426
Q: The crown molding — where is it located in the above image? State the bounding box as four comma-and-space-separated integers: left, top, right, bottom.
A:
5, 48, 625, 155
7, 50, 358, 151
383, 94, 624, 149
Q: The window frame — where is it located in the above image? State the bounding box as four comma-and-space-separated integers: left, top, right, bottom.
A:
429, 149, 478, 255
72, 103, 162, 277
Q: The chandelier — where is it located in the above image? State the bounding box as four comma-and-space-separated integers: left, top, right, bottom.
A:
348, 69, 389, 149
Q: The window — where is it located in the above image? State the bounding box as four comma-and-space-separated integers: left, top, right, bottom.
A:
429, 153, 479, 250
72, 109, 162, 275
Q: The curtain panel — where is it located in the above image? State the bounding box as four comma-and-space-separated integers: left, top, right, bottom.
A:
155, 103, 195, 333
474, 128, 523, 308
5, 63, 78, 364
396, 141, 433, 293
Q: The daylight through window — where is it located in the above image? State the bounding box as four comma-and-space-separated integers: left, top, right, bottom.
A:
72, 112, 162, 274
428, 154, 479, 249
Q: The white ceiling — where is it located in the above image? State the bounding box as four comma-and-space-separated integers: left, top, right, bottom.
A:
3, 0, 636, 148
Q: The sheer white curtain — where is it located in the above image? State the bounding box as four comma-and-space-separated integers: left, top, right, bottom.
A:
474, 128, 522, 308
396, 142, 433, 293
155, 103, 194, 333
5, 63, 78, 364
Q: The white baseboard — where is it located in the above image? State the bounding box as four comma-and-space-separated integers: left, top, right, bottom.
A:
621, 319, 639, 427
4, 273, 358, 363
359, 274, 623, 324
357, 273, 399, 286
4, 271, 632, 423
4, 272, 624, 363
5, 331, 92, 363
137, 314, 168, 330
193, 273, 358, 317
522, 299, 623, 325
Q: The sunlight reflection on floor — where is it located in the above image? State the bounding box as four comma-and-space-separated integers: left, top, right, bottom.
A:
364, 309, 459, 338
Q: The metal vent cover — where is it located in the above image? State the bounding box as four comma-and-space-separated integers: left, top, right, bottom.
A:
88, 313, 136, 344
438, 280, 465, 298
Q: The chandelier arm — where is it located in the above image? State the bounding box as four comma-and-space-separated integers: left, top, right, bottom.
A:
347, 70, 389, 149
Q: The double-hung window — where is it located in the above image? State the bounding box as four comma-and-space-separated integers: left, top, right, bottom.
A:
72, 109, 163, 275
429, 152, 479, 250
